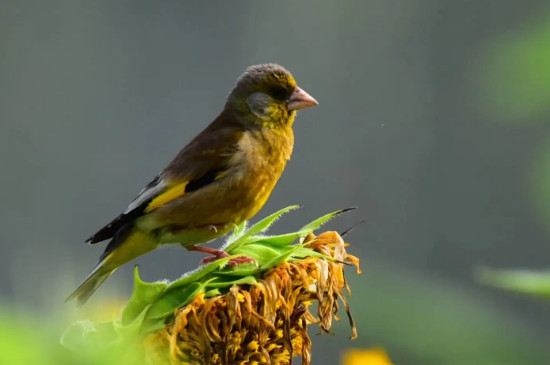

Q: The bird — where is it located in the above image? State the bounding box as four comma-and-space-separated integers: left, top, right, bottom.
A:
66, 63, 318, 305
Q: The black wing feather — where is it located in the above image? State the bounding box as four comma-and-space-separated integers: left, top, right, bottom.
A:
86, 205, 148, 243
184, 166, 227, 193
86, 176, 160, 243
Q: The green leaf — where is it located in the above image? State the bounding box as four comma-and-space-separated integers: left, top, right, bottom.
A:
298, 207, 356, 238
476, 268, 550, 298
214, 268, 260, 277
206, 275, 258, 288
231, 242, 292, 263
253, 232, 305, 246
224, 221, 248, 245
225, 205, 300, 251
121, 267, 168, 325
241, 205, 301, 238
115, 304, 152, 338
147, 281, 209, 320
261, 245, 302, 269
167, 257, 230, 290
290, 246, 329, 261
204, 288, 222, 297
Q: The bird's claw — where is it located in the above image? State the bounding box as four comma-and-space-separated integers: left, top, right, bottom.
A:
205, 224, 218, 233
226, 256, 256, 267
199, 253, 256, 267
199, 251, 229, 265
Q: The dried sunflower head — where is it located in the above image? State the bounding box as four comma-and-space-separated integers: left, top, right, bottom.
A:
62, 207, 361, 365
145, 230, 360, 365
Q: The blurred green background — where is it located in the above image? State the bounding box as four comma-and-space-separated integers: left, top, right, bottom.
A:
2, 1, 550, 364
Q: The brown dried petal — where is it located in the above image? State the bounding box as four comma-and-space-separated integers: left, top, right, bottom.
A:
144, 231, 361, 365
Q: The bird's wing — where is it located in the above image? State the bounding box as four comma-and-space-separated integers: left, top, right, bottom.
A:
87, 123, 244, 244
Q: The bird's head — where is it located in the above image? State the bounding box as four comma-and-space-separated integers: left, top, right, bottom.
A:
225, 63, 318, 128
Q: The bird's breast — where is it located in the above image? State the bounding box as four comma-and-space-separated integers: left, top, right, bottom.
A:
229, 127, 294, 218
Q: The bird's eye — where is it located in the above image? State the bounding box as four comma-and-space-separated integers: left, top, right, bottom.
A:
269, 86, 289, 101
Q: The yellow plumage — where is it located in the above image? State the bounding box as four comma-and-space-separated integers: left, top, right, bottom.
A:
145, 182, 187, 213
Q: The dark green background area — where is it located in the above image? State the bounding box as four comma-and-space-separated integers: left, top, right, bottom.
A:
2, 1, 550, 364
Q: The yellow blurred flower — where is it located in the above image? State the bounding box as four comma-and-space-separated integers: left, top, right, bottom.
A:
342, 348, 394, 365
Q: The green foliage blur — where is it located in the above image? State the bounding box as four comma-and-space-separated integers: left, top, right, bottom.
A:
0, 308, 138, 365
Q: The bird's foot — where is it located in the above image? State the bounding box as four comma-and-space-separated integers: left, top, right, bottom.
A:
226, 256, 256, 267
198, 249, 229, 265
200, 253, 256, 267
192, 246, 255, 267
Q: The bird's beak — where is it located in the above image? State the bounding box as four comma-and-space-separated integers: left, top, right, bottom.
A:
287, 87, 318, 110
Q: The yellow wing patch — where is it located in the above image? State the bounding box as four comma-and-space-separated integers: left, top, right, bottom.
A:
145, 181, 187, 213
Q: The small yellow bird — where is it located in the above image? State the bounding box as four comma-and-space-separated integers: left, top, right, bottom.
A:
67, 63, 318, 305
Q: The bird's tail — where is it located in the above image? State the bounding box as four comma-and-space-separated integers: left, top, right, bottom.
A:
65, 262, 115, 306
66, 227, 158, 306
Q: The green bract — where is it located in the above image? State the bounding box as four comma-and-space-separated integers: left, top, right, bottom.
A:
62, 206, 353, 353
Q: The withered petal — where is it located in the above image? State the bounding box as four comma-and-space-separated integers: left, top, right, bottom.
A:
144, 231, 360, 365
